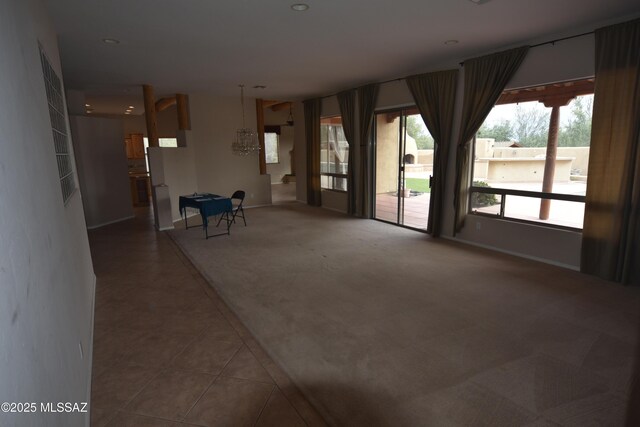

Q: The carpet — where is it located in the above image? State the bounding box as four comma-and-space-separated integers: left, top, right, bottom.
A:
169, 203, 640, 426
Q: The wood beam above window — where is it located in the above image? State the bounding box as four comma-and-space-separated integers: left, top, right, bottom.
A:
497, 78, 594, 105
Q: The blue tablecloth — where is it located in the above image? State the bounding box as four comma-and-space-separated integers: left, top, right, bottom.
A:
179, 193, 232, 227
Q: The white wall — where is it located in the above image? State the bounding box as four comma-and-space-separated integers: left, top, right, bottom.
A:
0, 1, 95, 426
189, 94, 272, 207
148, 144, 198, 222
123, 104, 180, 138
70, 116, 134, 229
321, 190, 348, 213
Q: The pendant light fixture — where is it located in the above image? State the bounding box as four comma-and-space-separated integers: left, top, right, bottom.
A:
231, 84, 260, 156
286, 103, 294, 126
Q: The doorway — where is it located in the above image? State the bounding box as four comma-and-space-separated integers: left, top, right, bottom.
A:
373, 107, 433, 230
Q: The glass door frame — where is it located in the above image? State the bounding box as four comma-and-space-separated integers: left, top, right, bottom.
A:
372, 106, 428, 233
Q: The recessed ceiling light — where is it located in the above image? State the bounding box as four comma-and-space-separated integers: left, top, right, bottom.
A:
468, 0, 491, 4
444, 40, 459, 45
291, 3, 309, 11
128, 105, 134, 109
102, 38, 120, 44
124, 111, 131, 115
85, 103, 91, 107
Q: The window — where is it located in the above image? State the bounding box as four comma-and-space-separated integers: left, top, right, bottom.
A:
320, 116, 348, 191
40, 45, 76, 203
143, 137, 178, 148
470, 79, 594, 230
265, 132, 279, 164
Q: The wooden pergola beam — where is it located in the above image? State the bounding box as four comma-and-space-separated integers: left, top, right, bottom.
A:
497, 79, 594, 105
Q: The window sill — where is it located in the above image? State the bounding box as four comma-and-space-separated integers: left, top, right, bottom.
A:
468, 211, 583, 233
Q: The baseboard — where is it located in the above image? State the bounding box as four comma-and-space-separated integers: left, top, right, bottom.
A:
441, 235, 580, 271
85, 273, 97, 427
321, 205, 348, 215
86, 215, 135, 230
244, 203, 273, 209
157, 225, 175, 231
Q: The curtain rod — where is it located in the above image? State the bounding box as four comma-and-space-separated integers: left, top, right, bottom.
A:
458, 30, 595, 66
317, 29, 595, 101
530, 30, 594, 48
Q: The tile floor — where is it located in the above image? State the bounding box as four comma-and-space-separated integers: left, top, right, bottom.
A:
88, 208, 325, 427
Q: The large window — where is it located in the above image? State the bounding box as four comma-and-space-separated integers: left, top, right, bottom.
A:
470, 79, 594, 229
320, 116, 348, 191
265, 132, 279, 164
40, 45, 76, 203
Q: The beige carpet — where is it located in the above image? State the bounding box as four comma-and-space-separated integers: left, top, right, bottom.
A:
169, 203, 640, 426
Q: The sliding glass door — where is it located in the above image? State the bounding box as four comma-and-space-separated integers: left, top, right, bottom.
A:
373, 108, 433, 230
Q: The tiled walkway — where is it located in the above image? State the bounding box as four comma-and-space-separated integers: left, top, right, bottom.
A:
88, 209, 324, 427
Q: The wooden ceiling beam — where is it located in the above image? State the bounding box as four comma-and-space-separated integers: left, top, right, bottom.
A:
270, 102, 292, 112
261, 100, 281, 108
155, 96, 177, 112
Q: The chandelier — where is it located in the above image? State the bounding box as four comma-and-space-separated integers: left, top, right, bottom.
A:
231, 84, 261, 156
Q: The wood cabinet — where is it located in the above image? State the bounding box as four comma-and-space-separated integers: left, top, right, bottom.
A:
129, 175, 151, 206
131, 133, 145, 159
124, 137, 133, 158
125, 133, 145, 159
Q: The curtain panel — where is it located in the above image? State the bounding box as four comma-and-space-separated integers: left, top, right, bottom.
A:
357, 84, 379, 218
581, 19, 640, 285
453, 46, 529, 233
406, 69, 459, 237
304, 98, 322, 206
337, 90, 357, 215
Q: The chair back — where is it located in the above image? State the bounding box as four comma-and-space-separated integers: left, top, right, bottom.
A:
231, 190, 245, 201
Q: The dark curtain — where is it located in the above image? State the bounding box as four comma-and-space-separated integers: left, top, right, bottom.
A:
337, 90, 357, 215
406, 69, 459, 237
453, 46, 529, 233
581, 19, 640, 285
304, 98, 322, 206
357, 84, 379, 218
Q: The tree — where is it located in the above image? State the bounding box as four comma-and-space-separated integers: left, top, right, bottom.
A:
558, 95, 593, 147
405, 115, 434, 149
478, 119, 513, 142
512, 103, 550, 147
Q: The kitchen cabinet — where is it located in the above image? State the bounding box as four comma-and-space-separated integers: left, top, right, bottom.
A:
129, 174, 151, 206
124, 137, 133, 158
125, 133, 145, 159
131, 133, 145, 159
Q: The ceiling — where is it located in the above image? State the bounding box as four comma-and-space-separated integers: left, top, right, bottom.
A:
43, 0, 639, 115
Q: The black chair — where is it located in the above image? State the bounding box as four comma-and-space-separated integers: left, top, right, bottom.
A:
218, 190, 246, 227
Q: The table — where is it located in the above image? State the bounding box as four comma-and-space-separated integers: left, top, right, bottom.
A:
178, 193, 233, 239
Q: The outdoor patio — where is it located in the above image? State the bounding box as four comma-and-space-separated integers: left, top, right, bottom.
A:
375, 181, 587, 232
375, 192, 431, 230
